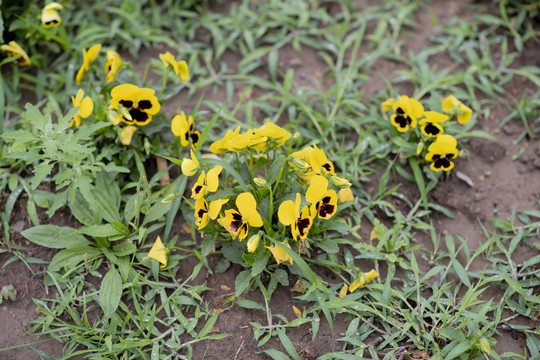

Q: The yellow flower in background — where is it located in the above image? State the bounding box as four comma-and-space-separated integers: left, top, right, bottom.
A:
210, 126, 241, 154
218, 192, 263, 240
181, 150, 200, 176
390, 95, 424, 132
148, 236, 167, 268
349, 269, 379, 292
120, 125, 138, 145
191, 165, 222, 199
194, 197, 210, 229
70, 89, 94, 127
418, 111, 449, 138
76, 44, 102, 84
338, 187, 354, 203
247, 234, 260, 253
442, 95, 473, 124
109, 84, 161, 126
0, 41, 31, 66
266, 241, 293, 265
159, 51, 189, 83
105, 50, 122, 83
278, 193, 313, 241
252, 123, 291, 149
306, 175, 337, 220
381, 98, 395, 112
425, 134, 458, 172
171, 111, 200, 147
41, 2, 63, 28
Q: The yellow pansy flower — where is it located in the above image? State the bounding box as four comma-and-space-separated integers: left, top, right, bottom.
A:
148, 236, 167, 268
425, 134, 458, 172
105, 50, 122, 83
349, 269, 378, 292
159, 51, 189, 83
191, 165, 222, 199
418, 111, 449, 138
109, 84, 161, 126
209, 198, 228, 220
278, 193, 313, 241
266, 241, 293, 265
120, 125, 138, 145
252, 123, 291, 149
171, 111, 200, 147
390, 95, 424, 132
194, 197, 210, 230
442, 95, 473, 124
210, 126, 241, 154
218, 192, 263, 240
0, 41, 31, 66
306, 175, 337, 220
41, 2, 63, 28
181, 150, 200, 176
70, 89, 93, 127
76, 44, 102, 84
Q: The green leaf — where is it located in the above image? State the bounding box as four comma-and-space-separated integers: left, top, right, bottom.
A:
79, 224, 123, 238
276, 328, 301, 360
198, 312, 220, 339
31, 161, 54, 190
318, 238, 339, 253
100, 266, 123, 318
236, 299, 266, 311
444, 340, 472, 360
235, 270, 253, 296
262, 349, 290, 360
451, 258, 471, 288
266, 154, 286, 186
112, 241, 137, 256
49, 247, 102, 271
141, 201, 172, 226
22, 225, 90, 249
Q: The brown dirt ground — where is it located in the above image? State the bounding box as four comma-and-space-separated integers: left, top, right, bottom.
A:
1, 0, 540, 359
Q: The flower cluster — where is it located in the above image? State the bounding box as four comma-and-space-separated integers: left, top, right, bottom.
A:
382, 95, 473, 172
175, 122, 354, 268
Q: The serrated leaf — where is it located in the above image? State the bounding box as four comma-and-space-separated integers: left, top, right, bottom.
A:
31, 161, 54, 190
22, 225, 90, 249
100, 266, 123, 318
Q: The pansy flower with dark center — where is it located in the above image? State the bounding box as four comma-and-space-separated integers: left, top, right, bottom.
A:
418, 111, 449, 138
105, 50, 122, 83
0, 41, 31, 66
171, 111, 200, 147
190, 166, 222, 199
306, 175, 337, 220
41, 2, 62, 28
278, 193, 314, 241
194, 197, 210, 230
390, 95, 424, 132
218, 192, 263, 241
425, 134, 458, 172
109, 84, 161, 126
289, 145, 336, 183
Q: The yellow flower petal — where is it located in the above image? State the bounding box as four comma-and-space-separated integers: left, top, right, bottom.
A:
120, 125, 137, 145
381, 98, 395, 112
181, 150, 199, 176
266, 242, 293, 265
178, 60, 189, 83
209, 198, 228, 220
105, 50, 122, 83
349, 269, 378, 292
338, 187, 354, 203
148, 236, 167, 268
206, 166, 222, 192
278, 199, 296, 226
292, 305, 302, 318
0, 41, 31, 66
236, 192, 263, 227
306, 175, 328, 204
338, 284, 348, 299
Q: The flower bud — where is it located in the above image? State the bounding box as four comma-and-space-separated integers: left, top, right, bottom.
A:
330, 175, 351, 188
289, 157, 310, 170
254, 177, 267, 187
247, 234, 260, 253
161, 193, 176, 203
